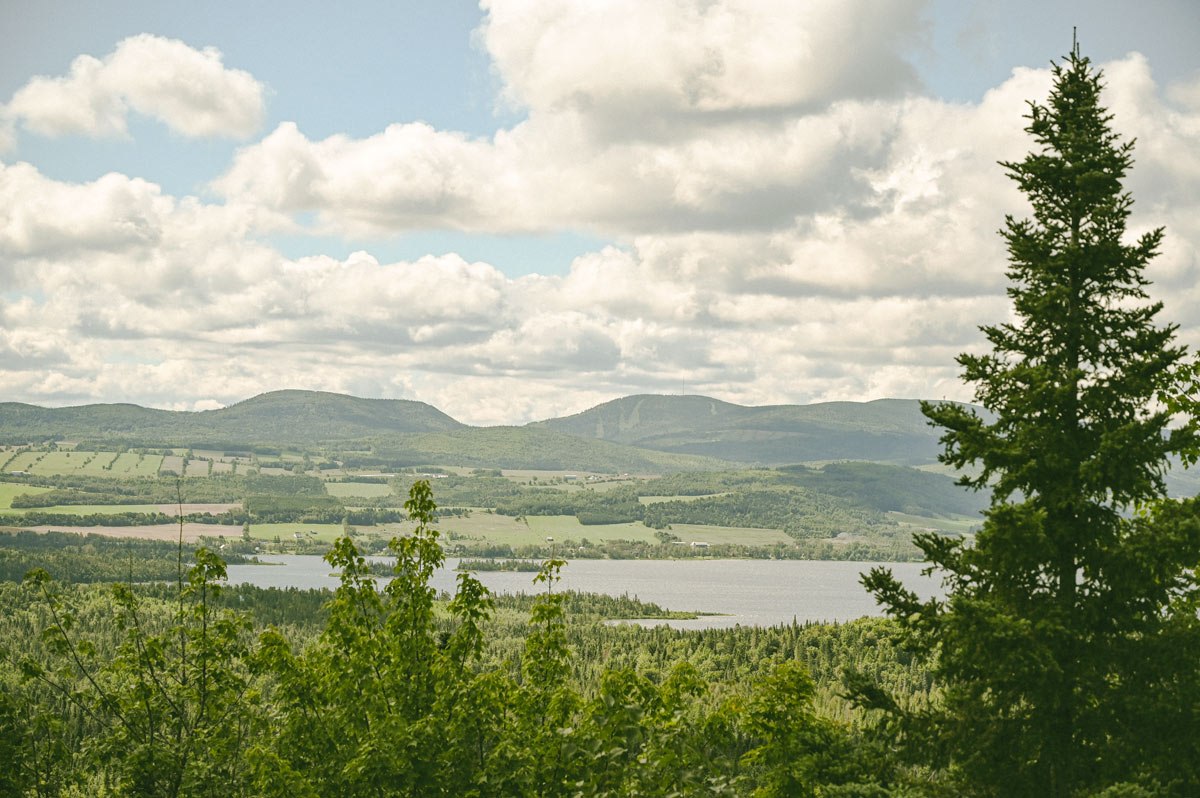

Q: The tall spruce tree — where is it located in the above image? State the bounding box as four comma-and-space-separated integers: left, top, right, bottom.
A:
860, 43, 1200, 797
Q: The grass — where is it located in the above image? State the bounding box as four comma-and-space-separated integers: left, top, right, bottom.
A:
113, 455, 144, 473
2, 452, 42, 472
524, 515, 659, 544
28, 452, 90, 475
3, 503, 164, 516
887, 511, 980, 535
1, 451, 167, 477
325, 482, 394, 499
663, 524, 794, 546
638, 493, 727, 504
0, 482, 53, 509
248, 523, 347, 543
423, 512, 660, 547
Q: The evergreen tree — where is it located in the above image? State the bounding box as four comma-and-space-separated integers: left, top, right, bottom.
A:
859, 43, 1200, 797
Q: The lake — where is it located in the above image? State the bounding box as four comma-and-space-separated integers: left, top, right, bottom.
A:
225, 555, 943, 629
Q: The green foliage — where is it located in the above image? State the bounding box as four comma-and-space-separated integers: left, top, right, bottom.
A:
0, 509, 179, 527
15, 552, 263, 795
0, 390, 463, 446
379, 424, 733, 473
534, 393, 950, 465
3, 480, 919, 795
0, 530, 254, 583
776, 462, 987, 516
862, 45, 1200, 797
2, 472, 324, 503
643, 487, 892, 539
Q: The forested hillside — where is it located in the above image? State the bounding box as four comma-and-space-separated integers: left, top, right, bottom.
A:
532, 394, 953, 465
0, 390, 464, 446
0, 390, 965, 469
0, 484, 928, 796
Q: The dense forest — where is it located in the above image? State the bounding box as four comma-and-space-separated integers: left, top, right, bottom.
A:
3, 45, 1200, 798
1, 484, 927, 796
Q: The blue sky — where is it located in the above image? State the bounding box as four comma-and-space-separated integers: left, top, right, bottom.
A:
2, 0, 1199, 423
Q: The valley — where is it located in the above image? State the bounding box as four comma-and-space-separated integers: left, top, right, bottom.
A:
0, 389, 993, 563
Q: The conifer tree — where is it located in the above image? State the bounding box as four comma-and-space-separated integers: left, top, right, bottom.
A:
860, 42, 1200, 797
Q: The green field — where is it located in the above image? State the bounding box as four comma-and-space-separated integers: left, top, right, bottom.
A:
110, 452, 164, 475
888, 511, 980, 535
523, 515, 659, 544
23, 452, 91, 475
325, 481, 394, 499
0, 482, 54, 509
248, 523, 347, 543
0, 451, 169, 478
3, 503, 164, 516
500, 469, 606, 481
427, 512, 659, 547
638, 493, 726, 504
664, 523, 794, 546
2, 451, 43, 473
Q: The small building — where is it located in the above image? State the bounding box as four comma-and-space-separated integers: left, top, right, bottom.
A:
690, 541, 709, 548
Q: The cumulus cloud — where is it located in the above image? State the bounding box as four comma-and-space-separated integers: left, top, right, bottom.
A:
214, 0, 931, 235
5, 34, 266, 139
480, 0, 925, 126
4, 6, 1200, 426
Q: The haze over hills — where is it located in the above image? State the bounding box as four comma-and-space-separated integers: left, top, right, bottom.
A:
0, 389, 956, 470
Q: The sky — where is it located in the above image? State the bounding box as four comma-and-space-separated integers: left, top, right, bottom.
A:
1, 0, 1199, 426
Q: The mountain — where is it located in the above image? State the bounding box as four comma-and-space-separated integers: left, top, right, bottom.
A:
374, 427, 732, 473
530, 394, 949, 465
0, 390, 464, 446
0, 390, 975, 473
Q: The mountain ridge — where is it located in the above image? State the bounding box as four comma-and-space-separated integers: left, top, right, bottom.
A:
530, 394, 950, 465
0, 389, 956, 469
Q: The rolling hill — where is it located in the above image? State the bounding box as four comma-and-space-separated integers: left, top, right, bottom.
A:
530, 394, 950, 465
0, 390, 464, 446
0, 390, 983, 473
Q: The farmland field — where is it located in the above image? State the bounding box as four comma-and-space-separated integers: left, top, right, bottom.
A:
888, 511, 979, 535
638, 493, 727, 504
325, 481, 394, 499
108, 452, 164, 475
3, 503, 164, 516
663, 524, 794, 546
248, 522, 347, 543
29, 452, 89, 475
523, 515, 659, 544
2, 451, 43, 473
0, 482, 53, 509
408, 512, 661, 547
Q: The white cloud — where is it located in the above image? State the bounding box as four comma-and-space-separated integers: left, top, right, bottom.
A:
5, 34, 266, 139
3, 9, 1200, 427
480, 0, 926, 125
213, 0, 933, 235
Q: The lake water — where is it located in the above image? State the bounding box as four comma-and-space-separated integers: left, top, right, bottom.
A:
225, 556, 942, 629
